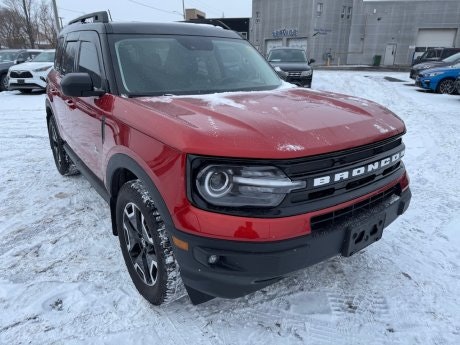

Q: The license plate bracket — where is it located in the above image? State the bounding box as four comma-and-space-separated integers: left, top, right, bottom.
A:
17, 79, 25, 84
341, 214, 386, 257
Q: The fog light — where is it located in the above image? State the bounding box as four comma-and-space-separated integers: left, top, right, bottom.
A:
208, 255, 219, 264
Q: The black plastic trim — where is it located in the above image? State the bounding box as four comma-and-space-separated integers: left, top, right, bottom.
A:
63, 143, 110, 202
170, 187, 412, 301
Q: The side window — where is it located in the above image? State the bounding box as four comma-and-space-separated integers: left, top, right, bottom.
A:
28, 52, 39, 60
61, 41, 79, 75
55, 37, 65, 72
78, 41, 102, 89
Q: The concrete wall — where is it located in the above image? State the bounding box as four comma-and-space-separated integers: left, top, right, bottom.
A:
251, 0, 460, 66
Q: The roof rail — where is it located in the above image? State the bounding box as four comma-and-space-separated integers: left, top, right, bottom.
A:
183, 19, 231, 31
68, 11, 109, 25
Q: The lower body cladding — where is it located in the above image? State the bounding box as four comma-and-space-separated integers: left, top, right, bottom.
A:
170, 187, 411, 304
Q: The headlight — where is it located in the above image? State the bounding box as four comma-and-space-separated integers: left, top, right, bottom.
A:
301, 70, 313, 77
33, 66, 52, 72
274, 66, 284, 73
194, 164, 305, 207
426, 72, 443, 77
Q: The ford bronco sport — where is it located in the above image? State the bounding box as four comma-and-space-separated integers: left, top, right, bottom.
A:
46, 12, 411, 305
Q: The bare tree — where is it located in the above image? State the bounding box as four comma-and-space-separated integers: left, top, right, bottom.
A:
37, 0, 57, 48
0, 0, 57, 48
0, 7, 27, 48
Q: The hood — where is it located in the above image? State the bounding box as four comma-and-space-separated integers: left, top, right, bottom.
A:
269, 61, 311, 72
421, 65, 460, 75
118, 88, 405, 159
413, 61, 447, 70
9, 61, 53, 72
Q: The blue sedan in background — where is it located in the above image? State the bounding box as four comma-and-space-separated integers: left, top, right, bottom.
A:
416, 63, 460, 94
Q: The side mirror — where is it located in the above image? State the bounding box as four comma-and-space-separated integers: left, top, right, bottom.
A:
15, 58, 26, 64
61, 73, 105, 97
309, 59, 316, 64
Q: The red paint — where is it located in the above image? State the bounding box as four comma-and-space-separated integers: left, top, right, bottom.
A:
47, 69, 409, 242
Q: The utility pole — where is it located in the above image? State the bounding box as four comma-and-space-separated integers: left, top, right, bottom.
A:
182, 0, 185, 20
51, 0, 61, 32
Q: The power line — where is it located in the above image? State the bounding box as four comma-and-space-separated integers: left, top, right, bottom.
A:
127, 0, 183, 17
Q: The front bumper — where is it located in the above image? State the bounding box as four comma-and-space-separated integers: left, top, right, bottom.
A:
171, 186, 411, 303
8, 72, 47, 90
409, 69, 419, 80
415, 76, 433, 90
286, 75, 312, 87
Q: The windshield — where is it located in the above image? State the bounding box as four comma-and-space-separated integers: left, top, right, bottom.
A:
32, 51, 55, 62
442, 52, 460, 63
0, 51, 18, 63
268, 49, 307, 63
111, 35, 281, 96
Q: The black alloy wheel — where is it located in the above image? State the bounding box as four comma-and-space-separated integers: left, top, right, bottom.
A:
0, 74, 8, 91
437, 79, 456, 94
116, 180, 183, 305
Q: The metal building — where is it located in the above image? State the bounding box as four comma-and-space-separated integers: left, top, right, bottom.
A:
250, 0, 460, 66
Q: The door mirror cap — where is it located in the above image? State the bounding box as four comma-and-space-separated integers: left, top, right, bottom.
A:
61, 73, 105, 97
15, 58, 26, 64
308, 58, 316, 64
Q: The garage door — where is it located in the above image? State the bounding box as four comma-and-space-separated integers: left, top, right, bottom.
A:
265, 39, 282, 55
287, 38, 308, 52
416, 29, 457, 48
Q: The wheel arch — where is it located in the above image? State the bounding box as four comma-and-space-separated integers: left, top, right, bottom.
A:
106, 154, 175, 236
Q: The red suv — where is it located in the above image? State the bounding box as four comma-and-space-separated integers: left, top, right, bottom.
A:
46, 12, 411, 305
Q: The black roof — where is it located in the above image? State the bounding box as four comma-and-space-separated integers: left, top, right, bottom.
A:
60, 20, 241, 39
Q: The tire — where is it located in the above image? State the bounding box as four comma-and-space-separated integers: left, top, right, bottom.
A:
19, 89, 33, 94
0, 74, 8, 91
437, 79, 456, 94
116, 180, 184, 305
47, 116, 79, 176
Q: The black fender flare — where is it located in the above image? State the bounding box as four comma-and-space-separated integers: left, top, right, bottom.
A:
106, 153, 175, 235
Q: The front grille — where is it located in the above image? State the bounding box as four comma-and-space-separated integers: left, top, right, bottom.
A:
310, 185, 400, 232
287, 71, 302, 77
10, 71, 33, 78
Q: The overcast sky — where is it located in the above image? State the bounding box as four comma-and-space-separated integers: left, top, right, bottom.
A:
55, 0, 252, 25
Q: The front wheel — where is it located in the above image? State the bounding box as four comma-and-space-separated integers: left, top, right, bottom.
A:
116, 180, 184, 305
437, 79, 456, 94
0, 74, 8, 91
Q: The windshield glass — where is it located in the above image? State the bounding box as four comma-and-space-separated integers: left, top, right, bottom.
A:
442, 52, 460, 63
111, 35, 281, 96
32, 51, 55, 62
268, 49, 307, 63
0, 51, 18, 63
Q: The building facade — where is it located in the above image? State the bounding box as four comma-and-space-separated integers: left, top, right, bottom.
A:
250, 0, 460, 65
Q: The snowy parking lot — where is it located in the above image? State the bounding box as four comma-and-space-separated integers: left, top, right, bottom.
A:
0, 71, 459, 345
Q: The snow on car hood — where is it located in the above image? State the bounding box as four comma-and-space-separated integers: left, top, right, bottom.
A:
124, 88, 405, 158
9, 61, 53, 72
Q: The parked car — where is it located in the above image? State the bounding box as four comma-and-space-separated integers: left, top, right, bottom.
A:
410, 52, 460, 79
0, 49, 43, 91
415, 63, 460, 94
8, 50, 55, 93
267, 47, 315, 87
412, 47, 460, 66
47, 12, 411, 306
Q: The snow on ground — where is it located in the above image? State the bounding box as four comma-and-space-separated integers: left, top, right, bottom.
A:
0, 72, 459, 345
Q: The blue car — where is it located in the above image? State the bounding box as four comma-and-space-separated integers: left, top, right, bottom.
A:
416, 63, 460, 94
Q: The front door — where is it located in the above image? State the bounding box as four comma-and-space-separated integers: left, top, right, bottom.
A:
383, 44, 397, 66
